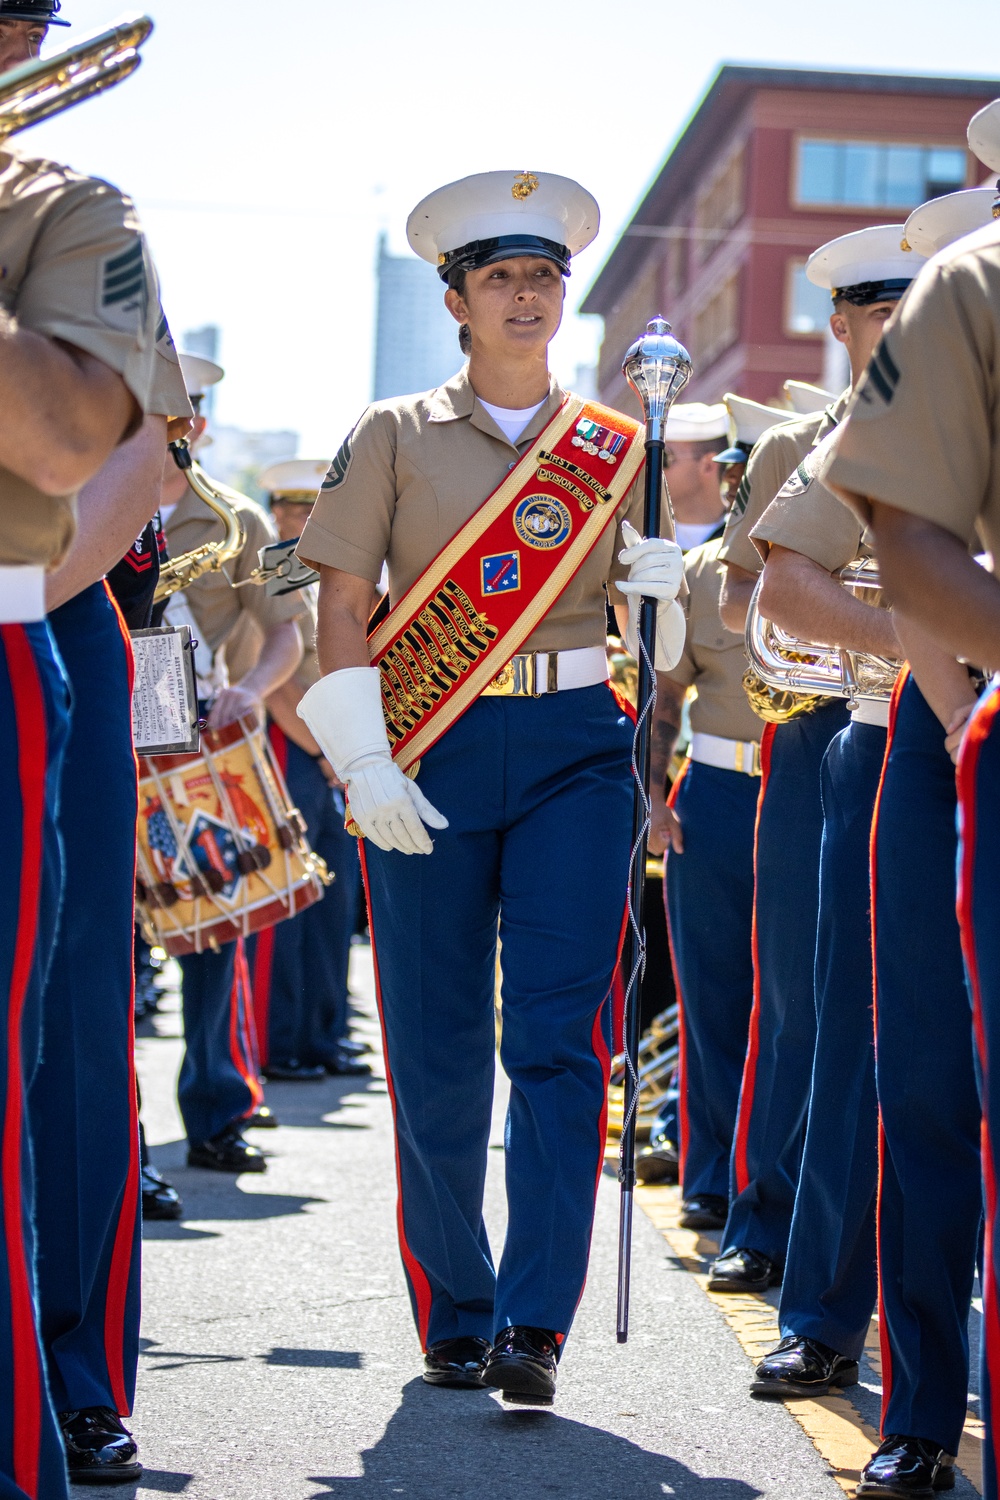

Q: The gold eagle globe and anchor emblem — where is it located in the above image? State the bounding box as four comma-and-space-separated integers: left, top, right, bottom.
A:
511, 171, 540, 201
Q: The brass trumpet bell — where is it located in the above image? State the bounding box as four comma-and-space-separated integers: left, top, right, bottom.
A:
0, 15, 153, 143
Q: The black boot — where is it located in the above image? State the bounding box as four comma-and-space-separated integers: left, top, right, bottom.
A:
481, 1326, 559, 1406
60, 1407, 142, 1486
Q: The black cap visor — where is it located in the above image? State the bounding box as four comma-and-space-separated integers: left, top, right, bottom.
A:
438, 234, 570, 282
0, 3, 69, 21
713, 443, 751, 465
833, 278, 912, 307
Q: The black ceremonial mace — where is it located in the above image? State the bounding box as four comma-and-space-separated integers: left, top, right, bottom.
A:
617, 317, 692, 1342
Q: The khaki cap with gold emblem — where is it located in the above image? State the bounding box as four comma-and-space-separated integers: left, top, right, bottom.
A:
903, 186, 998, 258
259, 458, 331, 499
407, 171, 600, 281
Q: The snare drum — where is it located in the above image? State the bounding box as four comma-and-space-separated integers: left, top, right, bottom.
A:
136, 715, 329, 956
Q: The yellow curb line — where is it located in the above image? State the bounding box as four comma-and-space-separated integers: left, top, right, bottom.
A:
633, 1183, 983, 1496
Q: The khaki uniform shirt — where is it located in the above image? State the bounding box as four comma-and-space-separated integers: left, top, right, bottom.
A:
666, 537, 762, 743
0, 149, 191, 569
749, 456, 866, 574
298, 368, 673, 655
718, 391, 851, 576
824, 222, 1000, 572
165, 489, 307, 656
225, 587, 321, 689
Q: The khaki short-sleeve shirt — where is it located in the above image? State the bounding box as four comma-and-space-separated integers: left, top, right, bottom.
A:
823, 223, 1000, 570
298, 368, 673, 655
666, 537, 762, 743
749, 455, 865, 573
718, 392, 850, 576
165, 490, 307, 655
0, 149, 192, 569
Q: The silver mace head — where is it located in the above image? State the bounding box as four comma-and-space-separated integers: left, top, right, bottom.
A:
622, 316, 693, 443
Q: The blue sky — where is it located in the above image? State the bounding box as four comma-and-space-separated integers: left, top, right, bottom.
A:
21, 0, 1000, 455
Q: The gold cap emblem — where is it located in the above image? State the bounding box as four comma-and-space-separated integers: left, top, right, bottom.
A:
900, 235, 912, 252
512, 171, 540, 202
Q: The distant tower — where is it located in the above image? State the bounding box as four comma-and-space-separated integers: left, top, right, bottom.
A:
183, 324, 222, 422
372, 234, 462, 401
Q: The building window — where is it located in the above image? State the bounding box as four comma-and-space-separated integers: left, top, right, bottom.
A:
693, 272, 740, 365
693, 146, 746, 265
786, 261, 833, 336
796, 138, 966, 208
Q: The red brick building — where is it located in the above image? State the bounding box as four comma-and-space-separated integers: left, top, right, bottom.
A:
582, 66, 999, 411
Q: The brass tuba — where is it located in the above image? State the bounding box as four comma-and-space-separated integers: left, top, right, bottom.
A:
0, 15, 153, 141
745, 556, 901, 717
153, 442, 247, 602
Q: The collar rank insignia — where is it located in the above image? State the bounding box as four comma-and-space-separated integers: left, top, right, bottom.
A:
481, 551, 521, 596
571, 418, 626, 465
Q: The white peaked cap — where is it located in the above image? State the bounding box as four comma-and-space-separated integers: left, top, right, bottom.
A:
806, 225, 925, 290
407, 171, 599, 275
664, 402, 729, 442
723, 394, 792, 447
969, 100, 1000, 174
258, 458, 331, 496
179, 353, 225, 399
783, 380, 838, 414
904, 186, 998, 257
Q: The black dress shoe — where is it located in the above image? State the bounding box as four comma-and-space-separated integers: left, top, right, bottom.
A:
140, 1164, 182, 1221
263, 1059, 326, 1082
338, 1036, 372, 1057
187, 1127, 267, 1174
60, 1407, 142, 1485
858, 1436, 956, 1497
244, 1106, 280, 1129
679, 1193, 728, 1230
752, 1335, 859, 1397
322, 1047, 373, 1077
708, 1245, 781, 1293
423, 1336, 491, 1388
635, 1144, 679, 1185
481, 1326, 558, 1406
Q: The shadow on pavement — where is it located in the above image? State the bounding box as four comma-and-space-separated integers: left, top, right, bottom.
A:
254, 1073, 387, 1132
306, 1377, 764, 1499
263, 1348, 365, 1369
140, 1338, 246, 1373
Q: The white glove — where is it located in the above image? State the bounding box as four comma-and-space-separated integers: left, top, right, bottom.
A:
297, 667, 448, 856
615, 521, 687, 672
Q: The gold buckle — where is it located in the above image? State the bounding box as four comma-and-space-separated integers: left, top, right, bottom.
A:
733, 740, 762, 776
483, 653, 548, 697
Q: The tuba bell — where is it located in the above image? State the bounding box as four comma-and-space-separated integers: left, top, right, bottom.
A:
744, 556, 901, 719
0, 15, 153, 141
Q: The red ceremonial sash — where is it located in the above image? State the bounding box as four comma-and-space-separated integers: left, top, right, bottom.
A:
367, 395, 645, 774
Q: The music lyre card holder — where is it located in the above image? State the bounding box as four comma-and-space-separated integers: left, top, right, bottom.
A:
131, 625, 200, 756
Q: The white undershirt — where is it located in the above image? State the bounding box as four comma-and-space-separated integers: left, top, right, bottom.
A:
159, 503, 178, 525
675, 519, 723, 553
479, 398, 546, 445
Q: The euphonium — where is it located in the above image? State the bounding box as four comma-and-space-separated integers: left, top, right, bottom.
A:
0, 14, 153, 141
744, 556, 901, 719
153, 442, 246, 603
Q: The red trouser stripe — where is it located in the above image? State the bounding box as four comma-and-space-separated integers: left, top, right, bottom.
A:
251, 724, 291, 1069
101, 585, 142, 1415
1, 626, 48, 1497
231, 940, 264, 1110
871, 667, 907, 1433
357, 841, 434, 1349
663, 760, 689, 1185
957, 685, 1000, 1456
733, 721, 776, 1194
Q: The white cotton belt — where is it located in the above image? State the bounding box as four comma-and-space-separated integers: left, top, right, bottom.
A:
481, 645, 609, 697
850, 698, 891, 729
689, 731, 762, 777
0, 565, 46, 624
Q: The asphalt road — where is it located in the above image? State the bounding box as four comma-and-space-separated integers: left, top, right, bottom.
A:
117, 949, 850, 1500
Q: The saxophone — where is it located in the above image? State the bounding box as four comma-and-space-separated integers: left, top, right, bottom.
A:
153, 442, 246, 602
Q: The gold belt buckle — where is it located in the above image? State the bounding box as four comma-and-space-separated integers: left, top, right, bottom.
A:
484, 654, 549, 698
734, 740, 762, 777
